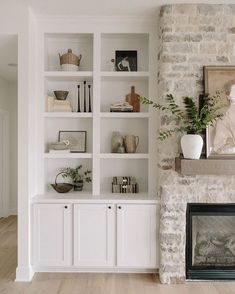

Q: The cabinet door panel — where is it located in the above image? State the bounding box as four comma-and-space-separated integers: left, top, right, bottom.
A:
74, 204, 115, 266
117, 204, 157, 268
33, 204, 72, 267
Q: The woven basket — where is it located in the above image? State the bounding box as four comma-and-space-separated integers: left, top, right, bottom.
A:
51, 172, 73, 193
59, 49, 82, 67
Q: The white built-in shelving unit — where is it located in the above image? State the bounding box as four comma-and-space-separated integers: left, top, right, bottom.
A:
36, 29, 157, 199
25, 19, 160, 278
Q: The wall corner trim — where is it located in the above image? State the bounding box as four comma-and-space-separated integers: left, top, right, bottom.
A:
15, 266, 35, 282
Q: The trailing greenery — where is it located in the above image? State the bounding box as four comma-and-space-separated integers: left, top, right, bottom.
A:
61, 165, 92, 183
139, 93, 224, 141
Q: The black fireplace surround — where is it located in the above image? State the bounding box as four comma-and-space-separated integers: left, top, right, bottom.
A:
186, 203, 235, 280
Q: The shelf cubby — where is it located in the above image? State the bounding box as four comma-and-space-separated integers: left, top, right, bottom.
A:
44, 117, 92, 153
100, 78, 149, 113
100, 117, 148, 154
45, 78, 93, 114
100, 158, 148, 194
44, 33, 93, 71
45, 158, 92, 193
101, 33, 149, 72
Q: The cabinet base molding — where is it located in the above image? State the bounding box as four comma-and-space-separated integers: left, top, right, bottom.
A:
32, 266, 158, 274
15, 266, 35, 282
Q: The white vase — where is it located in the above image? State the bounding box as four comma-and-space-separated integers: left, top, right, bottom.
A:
180, 134, 203, 160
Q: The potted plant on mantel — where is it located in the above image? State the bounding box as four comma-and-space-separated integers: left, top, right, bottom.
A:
140, 93, 224, 159
62, 165, 92, 191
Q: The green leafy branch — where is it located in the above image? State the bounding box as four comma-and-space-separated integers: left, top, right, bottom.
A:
139, 93, 224, 140
61, 165, 92, 183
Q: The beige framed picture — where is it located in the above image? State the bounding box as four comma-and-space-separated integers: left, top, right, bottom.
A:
204, 66, 235, 158
59, 131, 87, 153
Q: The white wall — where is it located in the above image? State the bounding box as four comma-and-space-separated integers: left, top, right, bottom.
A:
0, 77, 18, 215
8, 82, 18, 214
0, 77, 10, 111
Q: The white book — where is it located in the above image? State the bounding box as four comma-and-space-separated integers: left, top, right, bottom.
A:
49, 149, 71, 154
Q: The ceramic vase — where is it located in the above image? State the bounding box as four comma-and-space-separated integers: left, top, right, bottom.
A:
181, 134, 203, 160
111, 132, 123, 153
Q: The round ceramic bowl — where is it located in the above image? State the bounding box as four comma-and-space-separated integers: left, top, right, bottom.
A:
54, 90, 69, 100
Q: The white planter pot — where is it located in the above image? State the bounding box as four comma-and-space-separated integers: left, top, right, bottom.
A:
180, 134, 203, 160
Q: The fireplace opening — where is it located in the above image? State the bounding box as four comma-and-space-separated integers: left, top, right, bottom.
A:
186, 204, 235, 280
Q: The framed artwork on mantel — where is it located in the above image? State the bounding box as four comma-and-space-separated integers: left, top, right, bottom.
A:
204, 66, 235, 158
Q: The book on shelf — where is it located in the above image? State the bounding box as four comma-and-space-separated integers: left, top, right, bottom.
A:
112, 176, 139, 193
110, 101, 133, 112
46, 96, 72, 112
49, 149, 71, 154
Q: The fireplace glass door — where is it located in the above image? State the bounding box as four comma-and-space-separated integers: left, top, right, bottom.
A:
186, 204, 235, 280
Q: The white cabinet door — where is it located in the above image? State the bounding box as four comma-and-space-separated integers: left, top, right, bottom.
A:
74, 204, 115, 267
33, 204, 72, 267
117, 204, 157, 268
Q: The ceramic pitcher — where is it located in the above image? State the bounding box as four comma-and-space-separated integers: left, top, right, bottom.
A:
124, 135, 139, 153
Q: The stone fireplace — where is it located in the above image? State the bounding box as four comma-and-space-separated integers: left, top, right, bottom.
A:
157, 3, 235, 284
159, 184, 235, 283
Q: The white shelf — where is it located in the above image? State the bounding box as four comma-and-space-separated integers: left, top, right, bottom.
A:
44, 112, 92, 118
100, 112, 149, 118
44, 153, 92, 159
100, 153, 149, 159
32, 192, 159, 204
100, 71, 149, 80
44, 71, 93, 81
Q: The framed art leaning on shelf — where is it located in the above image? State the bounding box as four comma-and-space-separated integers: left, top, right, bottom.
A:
204, 66, 235, 158
59, 131, 87, 153
115, 50, 137, 72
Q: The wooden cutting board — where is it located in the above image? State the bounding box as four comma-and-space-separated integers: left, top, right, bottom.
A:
126, 86, 140, 112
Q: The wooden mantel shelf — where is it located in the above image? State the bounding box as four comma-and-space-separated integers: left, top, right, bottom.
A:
175, 157, 235, 176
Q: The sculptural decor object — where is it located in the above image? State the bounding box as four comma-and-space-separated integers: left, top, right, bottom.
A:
54, 90, 69, 100
59, 49, 82, 71
115, 50, 137, 72
204, 66, 235, 158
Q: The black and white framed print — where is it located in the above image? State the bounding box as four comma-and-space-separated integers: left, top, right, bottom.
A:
59, 131, 87, 153
115, 50, 137, 72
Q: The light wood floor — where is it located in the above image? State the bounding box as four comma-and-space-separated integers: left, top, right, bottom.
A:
0, 216, 235, 294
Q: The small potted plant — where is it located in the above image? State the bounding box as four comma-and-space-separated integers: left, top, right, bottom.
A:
61, 165, 92, 191
140, 93, 224, 159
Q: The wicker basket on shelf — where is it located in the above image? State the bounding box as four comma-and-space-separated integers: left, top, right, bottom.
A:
59, 49, 82, 71
51, 172, 73, 193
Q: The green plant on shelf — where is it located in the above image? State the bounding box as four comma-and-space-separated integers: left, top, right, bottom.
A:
139, 93, 224, 141
61, 165, 92, 184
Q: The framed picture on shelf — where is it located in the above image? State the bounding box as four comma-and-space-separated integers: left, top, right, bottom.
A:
204, 66, 235, 158
115, 50, 137, 72
59, 131, 87, 153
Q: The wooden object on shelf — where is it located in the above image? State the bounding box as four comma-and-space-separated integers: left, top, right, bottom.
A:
126, 86, 140, 112
175, 157, 235, 175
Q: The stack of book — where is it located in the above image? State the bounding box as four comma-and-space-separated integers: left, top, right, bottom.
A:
110, 102, 133, 112
46, 96, 72, 112
112, 176, 139, 193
